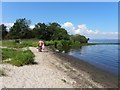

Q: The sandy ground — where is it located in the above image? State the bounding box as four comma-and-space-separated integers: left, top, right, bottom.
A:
0, 47, 104, 89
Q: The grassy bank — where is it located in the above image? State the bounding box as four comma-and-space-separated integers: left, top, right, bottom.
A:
45, 40, 95, 53
1, 39, 38, 48
1, 39, 119, 53
2, 39, 88, 52
2, 48, 35, 66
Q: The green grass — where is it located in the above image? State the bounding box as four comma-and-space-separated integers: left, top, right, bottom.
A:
45, 40, 88, 52
2, 48, 35, 66
2, 39, 38, 48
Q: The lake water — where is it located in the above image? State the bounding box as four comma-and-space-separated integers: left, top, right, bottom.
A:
68, 39, 119, 75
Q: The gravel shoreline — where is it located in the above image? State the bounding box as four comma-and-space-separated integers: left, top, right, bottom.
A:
55, 52, 118, 88
0, 47, 118, 89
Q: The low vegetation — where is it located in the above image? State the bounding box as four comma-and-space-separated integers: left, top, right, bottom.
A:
2, 48, 35, 66
2, 39, 37, 48
45, 40, 93, 53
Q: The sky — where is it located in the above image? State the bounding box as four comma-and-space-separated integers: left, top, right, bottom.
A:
1, 2, 118, 39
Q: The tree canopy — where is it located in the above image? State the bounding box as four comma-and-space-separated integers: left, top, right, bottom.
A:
33, 22, 69, 40
1, 18, 89, 43
70, 34, 89, 43
7, 18, 32, 39
0, 24, 8, 39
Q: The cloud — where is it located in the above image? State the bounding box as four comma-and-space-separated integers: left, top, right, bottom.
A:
61, 22, 118, 39
74, 24, 101, 35
2, 23, 35, 30
30, 25, 35, 29
61, 22, 75, 34
3, 23, 14, 30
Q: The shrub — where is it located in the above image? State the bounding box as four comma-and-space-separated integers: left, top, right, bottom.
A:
2, 48, 35, 66
10, 50, 35, 66
45, 40, 55, 46
2, 48, 16, 60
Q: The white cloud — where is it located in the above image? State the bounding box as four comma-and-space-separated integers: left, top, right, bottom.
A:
61, 22, 75, 34
61, 22, 118, 39
30, 25, 35, 29
3, 23, 14, 30
2, 23, 35, 30
74, 24, 101, 35
62, 22, 73, 28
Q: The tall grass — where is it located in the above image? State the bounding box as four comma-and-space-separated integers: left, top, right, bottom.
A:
2, 48, 35, 66
2, 39, 38, 48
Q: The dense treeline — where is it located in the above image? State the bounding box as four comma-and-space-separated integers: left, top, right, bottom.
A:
0, 18, 89, 43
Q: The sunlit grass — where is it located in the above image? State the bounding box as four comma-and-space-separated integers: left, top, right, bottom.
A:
2, 39, 38, 48
2, 48, 35, 66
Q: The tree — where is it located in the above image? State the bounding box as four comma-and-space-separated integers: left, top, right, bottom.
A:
33, 23, 48, 40
8, 18, 31, 39
0, 24, 8, 39
49, 22, 61, 28
70, 34, 88, 43
52, 27, 69, 40
33, 22, 69, 40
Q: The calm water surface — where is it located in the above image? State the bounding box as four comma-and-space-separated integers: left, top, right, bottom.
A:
68, 39, 119, 75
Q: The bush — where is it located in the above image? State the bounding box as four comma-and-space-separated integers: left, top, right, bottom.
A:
2, 48, 16, 60
45, 40, 55, 46
2, 48, 35, 66
10, 50, 35, 66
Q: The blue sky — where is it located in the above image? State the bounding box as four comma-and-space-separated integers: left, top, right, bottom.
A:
2, 2, 118, 39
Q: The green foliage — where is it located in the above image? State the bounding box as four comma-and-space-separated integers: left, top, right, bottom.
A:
33, 22, 70, 40
10, 50, 35, 66
2, 48, 35, 66
1, 18, 89, 44
2, 48, 16, 60
33, 23, 47, 40
45, 40, 80, 53
45, 40, 55, 46
7, 18, 33, 39
0, 24, 8, 39
2, 39, 38, 48
70, 34, 89, 43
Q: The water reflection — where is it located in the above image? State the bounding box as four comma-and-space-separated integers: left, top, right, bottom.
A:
67, 45, 118, 75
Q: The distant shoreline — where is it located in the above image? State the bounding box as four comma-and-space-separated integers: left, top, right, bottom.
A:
88, 43, 120, 45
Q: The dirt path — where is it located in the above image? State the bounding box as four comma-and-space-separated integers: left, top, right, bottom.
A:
1, 47, 76, 88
